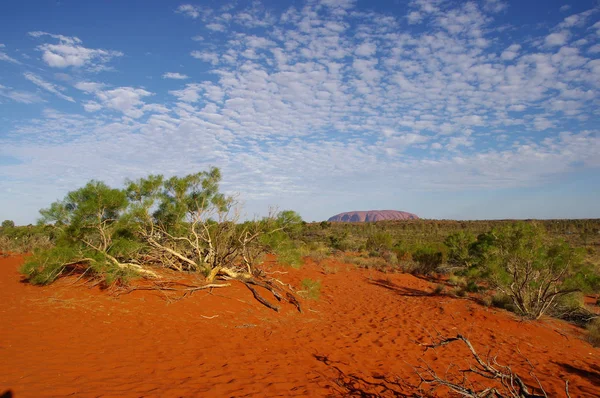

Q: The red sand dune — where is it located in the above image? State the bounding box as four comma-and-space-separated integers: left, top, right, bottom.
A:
328, 210, 419, 222
1, 253, 599, 397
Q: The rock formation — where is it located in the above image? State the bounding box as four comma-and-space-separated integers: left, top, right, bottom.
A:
327, 210, 419, 222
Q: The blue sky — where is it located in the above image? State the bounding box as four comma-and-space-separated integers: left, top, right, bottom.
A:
0, 0, 599, 224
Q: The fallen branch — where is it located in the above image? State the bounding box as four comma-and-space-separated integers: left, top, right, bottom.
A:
415, 334, 570, 398
243, 282, 280, 312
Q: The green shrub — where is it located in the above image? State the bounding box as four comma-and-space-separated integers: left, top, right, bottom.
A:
587, 318, 600, 347
300, 278, 321, 300
381, 250, 398, 265
19, 246, 135, 287
20, 246, 82, 285
366, 231, 393, 253
274, 241, 303, 268
1, 220, 15, 229
444, 231, 476, 267
448, 274, 466, 287
490, 293, 515, 312
465, 279, 480, 293
412, 245, 446, 275
433, 284, 445, 294
328, 232, 351, 251
475, 223, 596, 319
342, 255, 390, 271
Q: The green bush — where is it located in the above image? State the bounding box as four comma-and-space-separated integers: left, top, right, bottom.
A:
412, 245, 446, 275
300, 278, 321, 300
444, 231, 475, 267
490, 293, 515, 312
20, 246, 82, 285
587, 318, 600, 347
1, 220, 15, 229
366, 231, 393, 253
475, 223, 596, 319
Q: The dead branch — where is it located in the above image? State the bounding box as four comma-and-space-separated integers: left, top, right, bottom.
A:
243, 282, 280, 312
415, 334, 570, 398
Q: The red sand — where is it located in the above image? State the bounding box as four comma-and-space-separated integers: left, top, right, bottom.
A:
1, 254, 599, 397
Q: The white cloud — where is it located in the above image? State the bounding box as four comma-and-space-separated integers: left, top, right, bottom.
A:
533, 116, 555, 131
588, 44, 600, 54
407, 11, 423, 24
23, 72, 75, 102
74, 83, 153, 118
163, 72, 189, 80
355, 42, 376, 57
0, 84, 44, 104
500, 44, 521, 60
206, 23, 227, 32
0, 47, 20, 64
176, 4, 202, 19
94, 87, 153, 118
83, 100, 102, 112
169, 83, 203, 102
483, 0, 507, 13
74, 81, 105, 93
545, 31, 569, 47
191, 50, 220, 65
29, 31, 122, 69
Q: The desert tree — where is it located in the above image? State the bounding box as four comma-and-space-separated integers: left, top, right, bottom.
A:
1, 220, 15, 229
21, 180, 157, 285
125, 167, 301, 282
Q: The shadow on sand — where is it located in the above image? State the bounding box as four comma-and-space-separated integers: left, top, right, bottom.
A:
314, 354, 413, 397
556, 362, 600, 387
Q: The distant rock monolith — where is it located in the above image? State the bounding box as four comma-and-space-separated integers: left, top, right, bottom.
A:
327, 210, 419, 222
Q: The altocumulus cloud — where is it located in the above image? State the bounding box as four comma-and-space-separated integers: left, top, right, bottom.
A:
0, 0, 599, 224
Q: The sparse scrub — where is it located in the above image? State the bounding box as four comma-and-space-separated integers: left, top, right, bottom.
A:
444, 230, 476, 268
587, 317, 600, 347
452, 287, 467, 297
447, 274, 466, 287
411, 245, 446, 275
432, 284, 445, 294
299, 278, 321, 300
365, 231, 393, 253
0, 224, 54, 254
490, 293, 515, 312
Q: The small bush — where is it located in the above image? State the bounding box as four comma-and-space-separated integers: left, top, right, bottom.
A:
381, 250, 398, 265
276, 243, 303, 268
433, 284, 445, 294
448, 274, 466, 287
1, 220, 15, 229
366, 231, 393, 253
412, 245, 446, 275
587, 318, 600, 347
300, 278, 321, 300
444, 231, 476, 267
465, 280, 480, 293
344, 255, 391, 272
490, 293, 515, 312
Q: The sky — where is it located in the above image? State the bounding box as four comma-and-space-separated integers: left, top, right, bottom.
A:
0, 0, 599, 225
